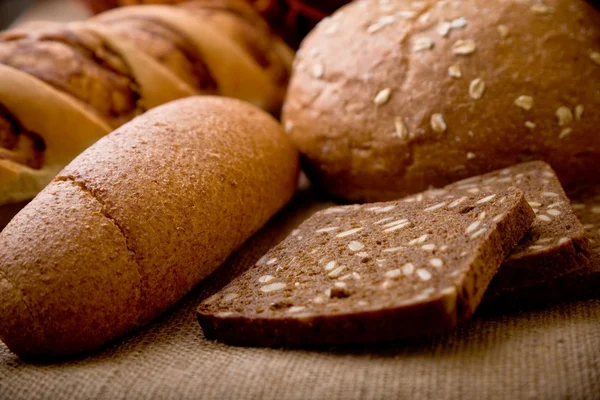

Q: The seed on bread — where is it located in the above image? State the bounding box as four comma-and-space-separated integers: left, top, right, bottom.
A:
448, 64, 462, 78
337, 228, 363, 238
416, 269, 432, 281
530, 4, 552, 14
374, 88, 392, 106
394, 117, 409, 139
497, 24, 509, 38
575, 105, 585, 120
316, 226, 339, 233
431, 114, 447, 133
452, 39, 477, 55
556, 107, 573, 126
469, 78, 486, 100
348, 241, 365, 251
412, 37, 434, 52
514, 95, 534, 110
591, 52, 600, 65
260, 283, 286, 293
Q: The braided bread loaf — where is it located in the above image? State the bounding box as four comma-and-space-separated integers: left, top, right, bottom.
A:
0, 0, 293, 208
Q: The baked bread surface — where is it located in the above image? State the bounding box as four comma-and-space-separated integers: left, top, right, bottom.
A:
283, 0, 600, 202
0, 96, 299, 358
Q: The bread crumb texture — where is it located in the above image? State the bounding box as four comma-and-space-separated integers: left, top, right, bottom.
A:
197, 187, 534, 346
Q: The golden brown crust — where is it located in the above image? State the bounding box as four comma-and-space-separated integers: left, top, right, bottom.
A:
0, 64, 111, 204
0, 97, 299, 358
94, 5, 292, 112
283, 0, 600, 202
0, 180, 142, 358
0, 25, 143, 128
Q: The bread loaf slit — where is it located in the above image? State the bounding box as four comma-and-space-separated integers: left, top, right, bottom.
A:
55, 175, 145, 325
0, 97, 299, 358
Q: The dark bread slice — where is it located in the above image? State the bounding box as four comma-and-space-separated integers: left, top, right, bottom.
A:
197, 188, 534, 346
410, 162, 589, 298
480, 186, 600, 312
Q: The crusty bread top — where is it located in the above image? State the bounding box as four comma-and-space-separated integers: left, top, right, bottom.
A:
283, 0, 600, 202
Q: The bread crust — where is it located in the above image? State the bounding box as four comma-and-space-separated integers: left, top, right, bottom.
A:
283, 0, 600, 202
0, 96, 299, 358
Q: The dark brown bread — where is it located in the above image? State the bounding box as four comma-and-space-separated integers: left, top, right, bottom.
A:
481, 186, 600, 312
0, 96, 299, 359
197, 188, 534, 346
411, 162, 589, 297
283, 0, 600, 202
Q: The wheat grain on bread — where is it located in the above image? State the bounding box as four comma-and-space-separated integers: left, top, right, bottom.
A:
197, 187, 534, 346
283, 0, 600, 202
0, 96, 299, 359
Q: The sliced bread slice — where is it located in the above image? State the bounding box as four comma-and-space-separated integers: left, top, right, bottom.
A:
197, 188, 534, 346
481, 186, 599, 312
405, 162, 589, 299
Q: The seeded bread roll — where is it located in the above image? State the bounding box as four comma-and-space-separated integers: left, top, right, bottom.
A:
408, 162, 590, 298
283, 0, 600, 202
0, 96, 299, 359
197, 188, 534, 346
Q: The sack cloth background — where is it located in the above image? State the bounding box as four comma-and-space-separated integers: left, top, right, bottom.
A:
0, 188, 599, 400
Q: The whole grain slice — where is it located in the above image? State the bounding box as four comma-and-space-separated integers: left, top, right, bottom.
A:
481, 186, 600, 312
197, 188, 534, 347
408, 162, 589, 299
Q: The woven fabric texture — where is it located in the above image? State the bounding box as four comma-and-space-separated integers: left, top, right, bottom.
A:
0, 189, 599, 400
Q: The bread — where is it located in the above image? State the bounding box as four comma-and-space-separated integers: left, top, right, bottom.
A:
80, 0, 352, 47
283, 0, 600, 202
0, 0, 293, 212
409, 161, 589, 297
0, 96, 299, 359
197, 187, 534, 346
481, 186, 600, 312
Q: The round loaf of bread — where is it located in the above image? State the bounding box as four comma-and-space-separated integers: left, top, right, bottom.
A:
0, 96, 299, 359
283, 0, 600, 202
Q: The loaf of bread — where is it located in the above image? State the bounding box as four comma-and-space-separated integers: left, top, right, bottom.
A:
197, 187, 534, 346
0, 0, 292, 212
80, 0, 352, 47
0, 96, 299, 359
283, 0, 600, 202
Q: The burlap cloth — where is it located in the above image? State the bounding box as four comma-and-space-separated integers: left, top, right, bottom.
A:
0, 187, 598, 400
